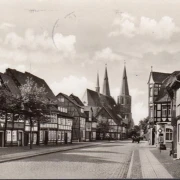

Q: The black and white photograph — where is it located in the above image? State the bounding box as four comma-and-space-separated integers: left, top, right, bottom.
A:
0, 0, 179, 179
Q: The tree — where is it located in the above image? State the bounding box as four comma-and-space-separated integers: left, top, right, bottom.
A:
0, 81, 22, 146
19, 77, 53, 149
96, 120, 111, 139
139, 116, 149, 134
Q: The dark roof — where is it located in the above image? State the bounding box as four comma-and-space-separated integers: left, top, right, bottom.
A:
96, 106, 122, 125
5, 68, 56, 101
58, 111, 74, 118
69, 94, 84, 106
85, 89, 116, 108
102, 66, 111, 96
155, 85, 170, 103
121, 66, 129, 96
151, 72, 170, 83
155, 71, 180, 102
0, 73, 20, 96
57, 93, 86, 118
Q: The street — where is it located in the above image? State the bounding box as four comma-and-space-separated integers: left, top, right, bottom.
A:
0, 141, 135, 179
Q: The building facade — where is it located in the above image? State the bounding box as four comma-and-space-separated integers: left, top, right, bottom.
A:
56, 93, 87, 142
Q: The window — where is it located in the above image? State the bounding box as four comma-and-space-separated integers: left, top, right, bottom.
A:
12, 130, 17, 142
154, 88, 158, 96
176, 89, 180, 117
149, 97, 153, 103
81, 108, 84, 113
166, 128, 173, 141
150, 87, 153, 96
58, 97, 64, 102
162, 105, 167, 117
157, 111, 161, 118
121, 97, 124, 104
80, 118, 85, 128
6, 130, 11, 141
150, 107, 153, 118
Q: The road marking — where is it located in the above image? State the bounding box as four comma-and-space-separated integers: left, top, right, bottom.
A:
126, 150, 134, 178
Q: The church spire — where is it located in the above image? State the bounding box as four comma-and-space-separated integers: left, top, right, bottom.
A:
120, 63, 129, 96
95, 71, 100, 93
103, 64, 111, 96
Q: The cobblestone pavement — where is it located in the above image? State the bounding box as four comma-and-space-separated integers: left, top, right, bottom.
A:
151, 148, 180, 178
0, 142, 92, 156
0, 141, 134, 179
130, 144, 143, 179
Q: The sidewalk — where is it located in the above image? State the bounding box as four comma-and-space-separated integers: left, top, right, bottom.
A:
151, 147, 180, 178
139, 148, 173, 178
0, 141, 107, 163
129, 141, 173, 179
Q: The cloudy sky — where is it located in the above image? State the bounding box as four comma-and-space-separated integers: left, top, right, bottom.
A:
0, 0, 180, 124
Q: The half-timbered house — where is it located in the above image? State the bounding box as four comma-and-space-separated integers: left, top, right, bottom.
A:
4, 68, 73, 146
56, 93, 87, 142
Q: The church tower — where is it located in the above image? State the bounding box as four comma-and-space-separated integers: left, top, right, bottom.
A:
117, 64, 132, 119
102, 65, 111, 96
95, 72, 100, 93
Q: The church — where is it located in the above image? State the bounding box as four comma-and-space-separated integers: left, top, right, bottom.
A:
82, 64, 133, 140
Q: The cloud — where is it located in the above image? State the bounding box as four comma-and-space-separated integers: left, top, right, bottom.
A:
50, 75, 94, 98
0, 23, 15, 30
1, 29, 77, 64
4, 29, 76, 52
109, 13, 179, 40
138, 16, 179, 40
90, 47, 124, 64
109, 13, 136, 38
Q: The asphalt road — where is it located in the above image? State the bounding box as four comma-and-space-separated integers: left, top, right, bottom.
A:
0, 140, 135, 179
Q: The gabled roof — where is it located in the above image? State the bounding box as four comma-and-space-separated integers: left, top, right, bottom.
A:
155, 71, 180, 102
69, 94, 84, 106
84, 89, 116, 108
5, 68, 56, 101
96, 106, 122, 125
0, 73, 20, 96
155, 85, 170, 103
57, 92, 86, 118
148, 71, 170, 84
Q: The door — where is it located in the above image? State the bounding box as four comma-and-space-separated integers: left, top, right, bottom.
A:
18, 132, 22, 146
45, 131, 48, 145
0, 132, 3, 147
24, 133, 29, 146
89, 132, 91, 141
64, 133, 68, 144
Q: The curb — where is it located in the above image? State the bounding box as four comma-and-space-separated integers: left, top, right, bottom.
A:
0, 142, 105, 163
126, 150, 134, 179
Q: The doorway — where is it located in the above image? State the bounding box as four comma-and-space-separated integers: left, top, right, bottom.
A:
64, 133, 67, 144
45, 131, 48, 145
18, 132, 23, 146
24, 133, 29, 146
0, 132, 3, 147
